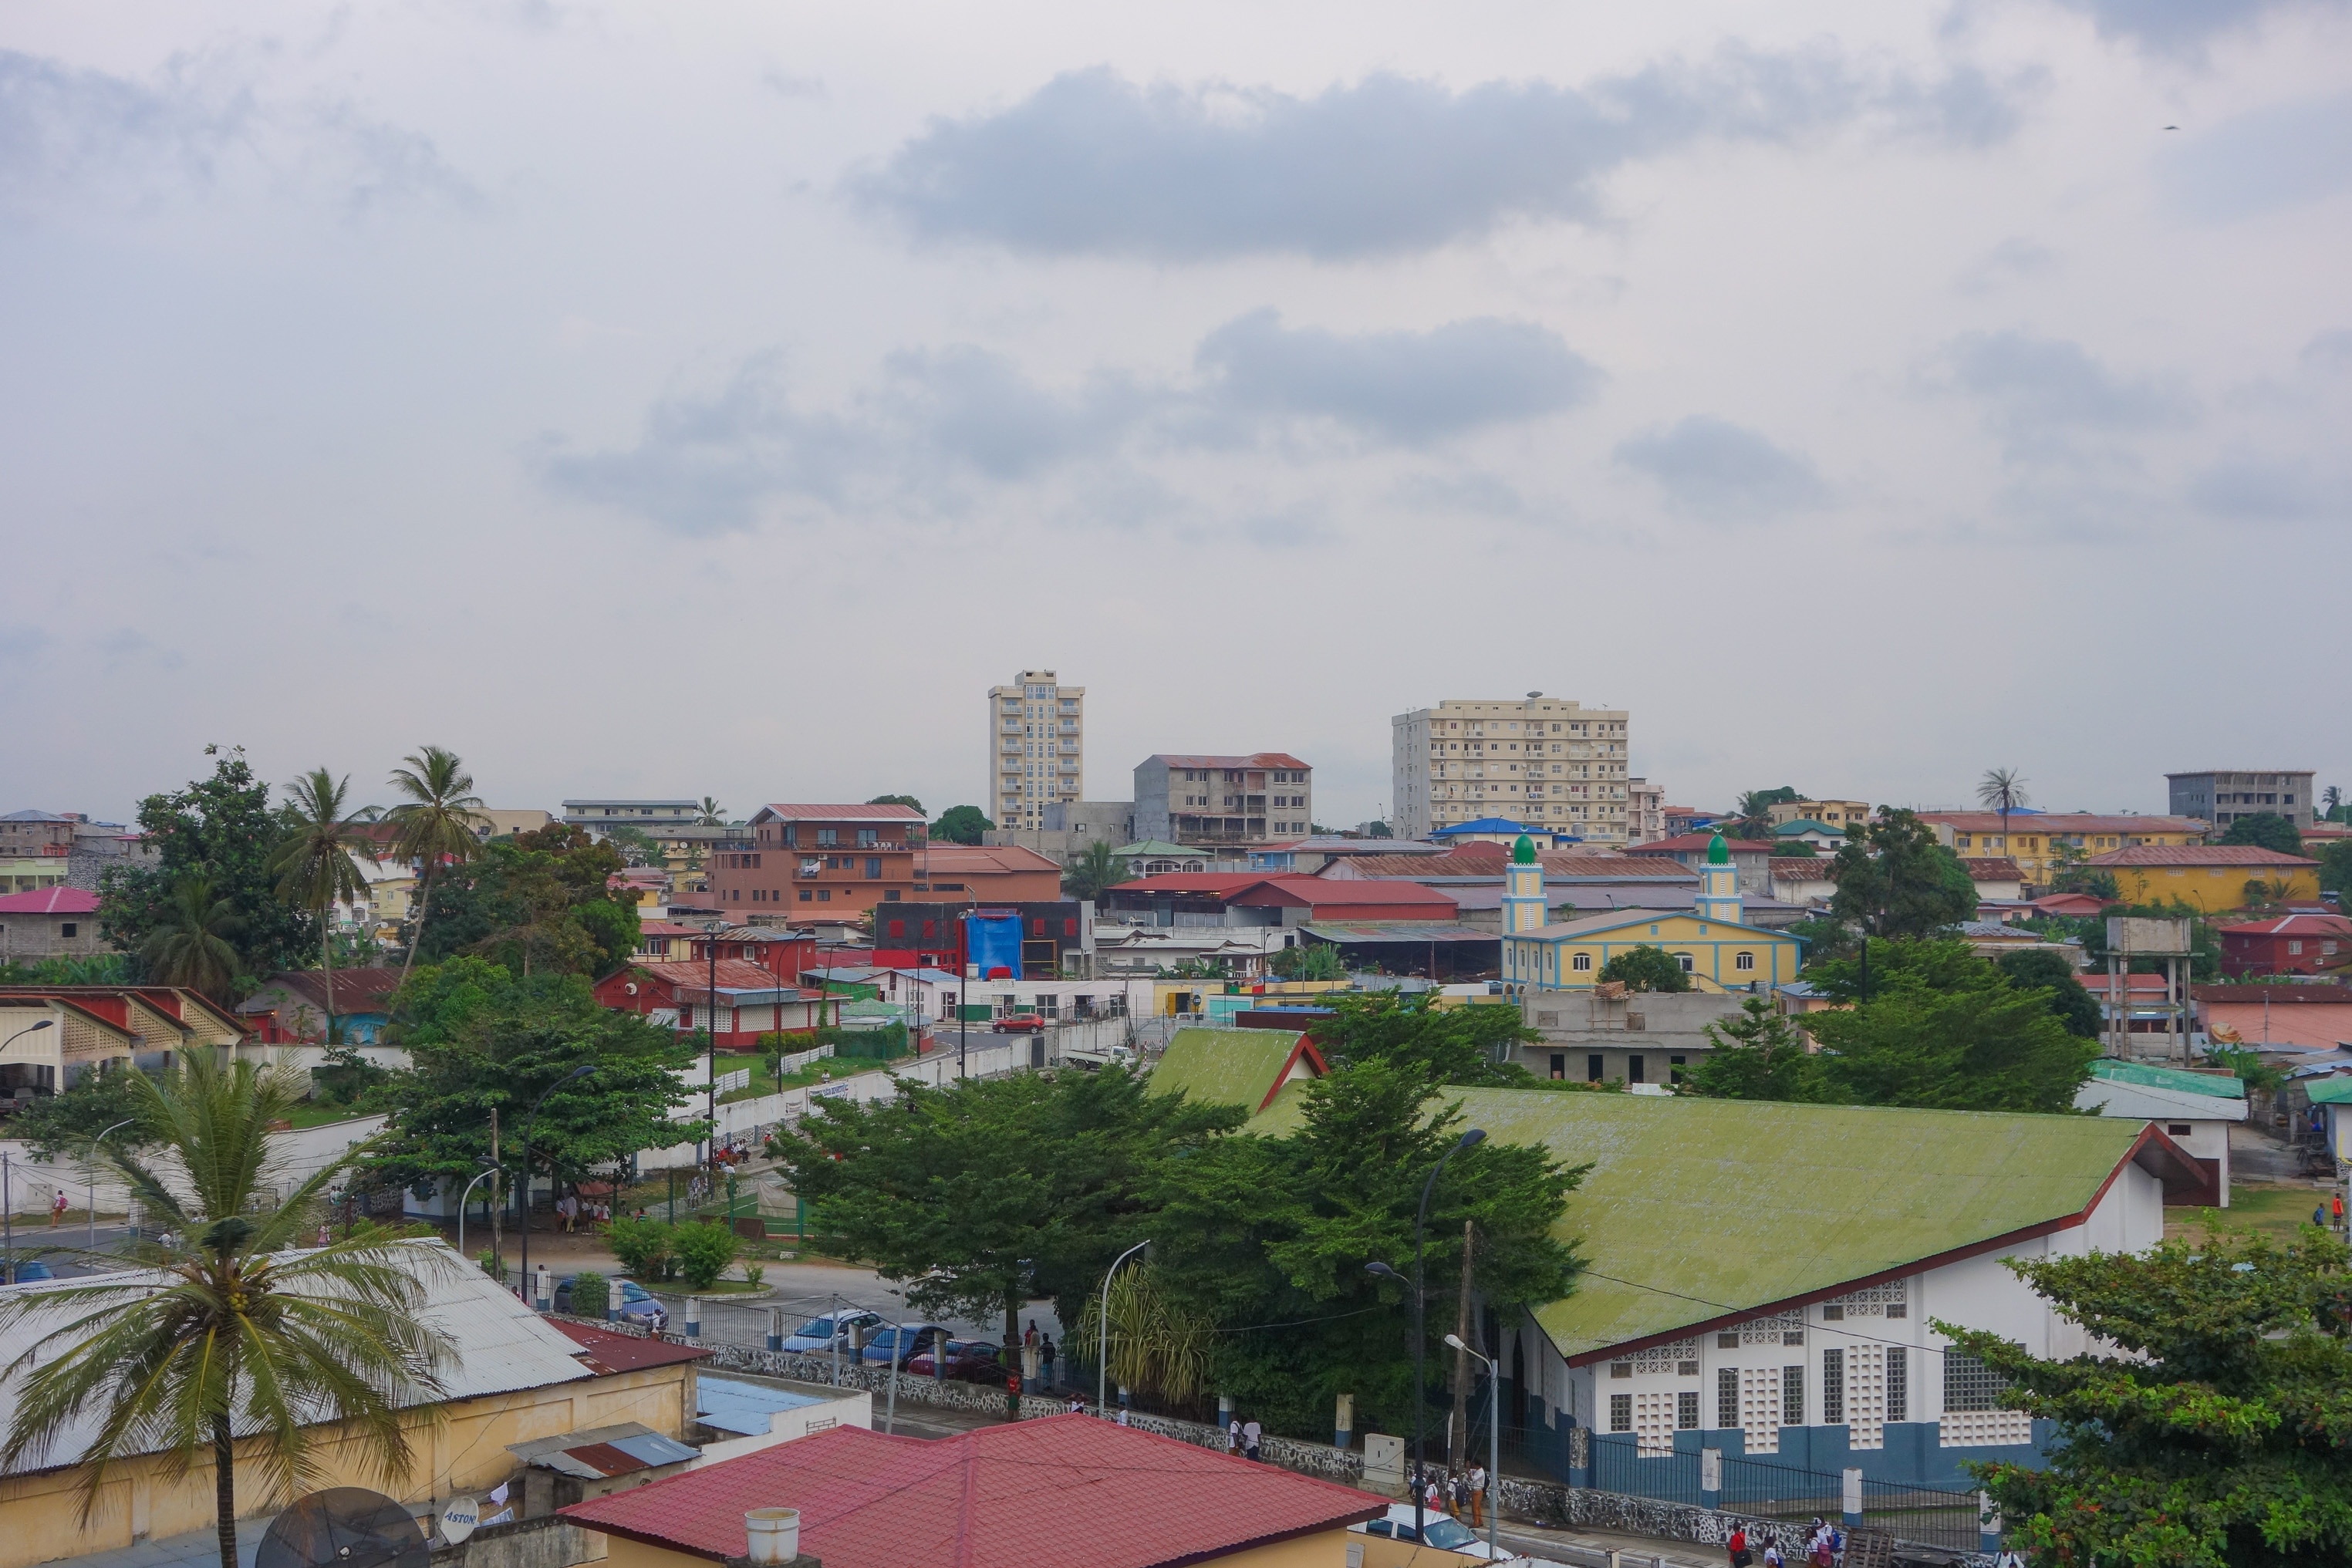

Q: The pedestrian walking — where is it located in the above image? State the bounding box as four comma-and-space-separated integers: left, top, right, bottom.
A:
1448, 1471, 1468, 1519
49, 1190, 67, 1227
1243, 1418, 1262, 1462
1806, 1519, 1836, 1567
1992, 1549, 2026, 1568
2333, 1192, 2344, 1231
1227, 1418, 1241, 1455
1039, 1334, 1057, 1389
1760, 1535, 1785, 1568
316, 1222, 330, 1247
1726, 1523, 1750, 1568
1422, 1474, 1443, 1515
1469, 1463, 1487, 1529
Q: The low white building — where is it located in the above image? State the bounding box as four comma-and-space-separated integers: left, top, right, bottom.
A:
2074, 1058, 2247, 1208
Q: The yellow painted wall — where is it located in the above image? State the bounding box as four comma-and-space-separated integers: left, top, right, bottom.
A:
601, 1521, 1367, 1568
2107, 863, 2320, 913
0, 1366, 691, 1568
1948, 825, 2200, 882
1353, 1530, 1490, 1568
1506, 914, 1803, 994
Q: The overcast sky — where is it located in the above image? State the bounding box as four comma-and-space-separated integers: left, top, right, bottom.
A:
5, 0, 2347, 830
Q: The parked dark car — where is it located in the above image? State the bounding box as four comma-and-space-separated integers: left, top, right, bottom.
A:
906, 1339, 1004, 1383
552, 1275, 669, 1330
858, 1323, 950, 1368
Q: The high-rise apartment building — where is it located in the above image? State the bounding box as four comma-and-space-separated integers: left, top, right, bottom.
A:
2166, 770, 2314, 832
990, 671, 1085, 832
1392, 696, 1632, 846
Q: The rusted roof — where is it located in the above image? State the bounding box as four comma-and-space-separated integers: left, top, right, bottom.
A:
1628, 835, 1776, 855
234, 969, 405, 1015
753, 804, 925, 822
549, 1319, 713, 1374
1146, 752, 1311, 771
2085, 845, 2317, 868
1961, 858, 2025, 878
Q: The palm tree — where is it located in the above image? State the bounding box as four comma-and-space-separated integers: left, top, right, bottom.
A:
0, 1056, 452, 1568
267, 769, 370, 1046
1976, 767, 2031, 870
138, 875, 245, 998
386, 746, 488, 982
696, 797, 725, 827
1061, 839, 1132, 902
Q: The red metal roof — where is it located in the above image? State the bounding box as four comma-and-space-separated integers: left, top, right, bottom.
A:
2216, 914, 2352, 938
1626, 835, 1776, 855
0, 887, 100, 915
559, 1413, 1386, 1568
548, 1319, 712, 1374
629, 959, 800, 993
2085, 845, 2318, 868
1235, 877, 1456, 912
754, 804, 925, 822
1107, 874, 1274, 894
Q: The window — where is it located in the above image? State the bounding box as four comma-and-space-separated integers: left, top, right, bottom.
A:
1628, 1055, 1645, 1084
1572, 952, 1592, 972
1610, 1394, 1632, 1432
817, 828, 838, 847
1735, 951, 1755, 971
1822, 1349, 1845, 1425
817, 889, 832, 902
888, 919, 906, 938
1677, 1391, 1700, 1430
2168, 1122, 2194, 1136
2289, 940, 2303, 956
1669, 1054, 1686, 1085
858, 828, 878, 846
1943, 1352, 2005, 1412
1822, 1303, 1844, 1321
1587, 1054, 1605, 1082
1676, 953, 1694, 973
1886, 1348, 1907, 1422
1781, 1365, 1804, 1425
865, 858, 882, 878
798, 890, 812, 902
61, 923, 76, 938
1550, 1054, 1565, 1081
883, 889, 900, 902
1063, 918, 1078, 936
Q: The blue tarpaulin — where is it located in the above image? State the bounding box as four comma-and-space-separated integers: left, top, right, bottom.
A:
963, 912, 1023, 980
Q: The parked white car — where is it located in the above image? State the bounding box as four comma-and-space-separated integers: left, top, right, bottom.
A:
1349, 1504, 1513, 1560
779, 1308, 882, 1353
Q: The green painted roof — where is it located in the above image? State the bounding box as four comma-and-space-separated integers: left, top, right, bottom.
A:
1706, 831, 1730, 865
1147, 1027, 1310, 1111
1513, 833, 1537, 865
2089, 1059, 2246, 1100
2303, 1077, 2352, 1104
1251, 1084, 2144, 1362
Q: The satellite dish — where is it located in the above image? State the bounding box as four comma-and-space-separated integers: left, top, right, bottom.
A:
439, 1497, 481, 1546
257, 1489, 429, 1568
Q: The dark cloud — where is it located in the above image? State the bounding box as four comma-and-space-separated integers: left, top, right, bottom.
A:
850, 52, 2034, 261
2188, 457, 2345, 521
1193, 310, 1599, 442
2159, 93, 2352, 224
879, 346, 1147, 480
1932, 331, 2192, 460
2026, 0, 2348, 53
1612, 416, 1828, 515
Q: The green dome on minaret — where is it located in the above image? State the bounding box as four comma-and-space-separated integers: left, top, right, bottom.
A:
1513, 833, 1537, 864
1706, 831, 1730, 865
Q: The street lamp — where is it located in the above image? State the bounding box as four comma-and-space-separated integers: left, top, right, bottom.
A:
1366, 1126, 1485, 1546
455, 1157, 501, 1264
1446, 1334, 1501, 1560
0, 1020, 56, 1283
89, 1118, 135, 1256
517, 1064, 595, 1307
1099, 1237, 1152, 1415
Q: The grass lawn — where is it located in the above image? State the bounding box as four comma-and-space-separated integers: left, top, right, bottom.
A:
717, 1062, 834, 1104
286, 1102, 376, 1129
2165, 1182, 2337, 1243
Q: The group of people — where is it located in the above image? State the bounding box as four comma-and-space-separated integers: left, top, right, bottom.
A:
1724, 1519, 1848, 1568
552, 1192, 612, 1232
1224, 1417, 1265, 1462
1021, 1320, 1060, 1389
1412, 1464, 1490, 1529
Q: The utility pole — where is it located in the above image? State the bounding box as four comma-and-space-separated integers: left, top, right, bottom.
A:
1449, 1219, 1474, 1470
489, 1107, 502, 1258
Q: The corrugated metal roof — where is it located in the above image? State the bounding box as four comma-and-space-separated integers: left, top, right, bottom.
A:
2087, 845, 2318, 868
1146, 1027, 1316, 1111
2087, 1059, 2246, 1099
1299, 923, 1496, 943
695, 1375, 830, 1437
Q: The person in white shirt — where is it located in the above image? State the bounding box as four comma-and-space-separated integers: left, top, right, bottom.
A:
1242, 1418, 1263, 1460
1468, 1464, 1487, 1528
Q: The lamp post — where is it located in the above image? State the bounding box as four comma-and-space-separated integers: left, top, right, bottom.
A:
1446, 1334, 1501, 1561
455, 1158, 500, 1264
0, 1021, 55, 1283
89, 1118, 135, 1257
1099, 1237, 1152, 1415
517, 1064, 595, 1307
1366, 1126, 1486, 1546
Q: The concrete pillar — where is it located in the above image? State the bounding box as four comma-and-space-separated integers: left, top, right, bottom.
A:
767, 1306, 785, 1352
686, 1296, 703, 1340
1699, 1447, 1721, 1511
1841, 1467, 1863, 1529
1979, 1492, 2002, 1555
1335, 1393, 1354, 1451
532, 1266, 552, 1312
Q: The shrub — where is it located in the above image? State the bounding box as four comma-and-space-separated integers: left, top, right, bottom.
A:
477, 1249, 507, 1283
675, 1219, 741, 1290
571, 1271, 609, 1317
743, 1263, 764, 1287
608, 1216, 680, 1283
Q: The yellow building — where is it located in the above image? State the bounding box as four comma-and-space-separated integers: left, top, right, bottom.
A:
1916, 813, 2205, 888
1767, 799, 1872, 833
0, 1243, 700, 1568
1500, 835, 1804, 993
2084, 845, 2321, 913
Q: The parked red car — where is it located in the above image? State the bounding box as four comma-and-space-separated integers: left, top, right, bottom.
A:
990, 1015, 1046, 1034
905, 1340, 1006, 1383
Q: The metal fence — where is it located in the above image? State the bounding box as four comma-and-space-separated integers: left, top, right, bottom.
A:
1586, 1438, 1984, 1555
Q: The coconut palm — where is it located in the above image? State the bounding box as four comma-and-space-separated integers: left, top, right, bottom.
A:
386, 746, 488, 982
266, 769, 370, 1045
0, 1056, 452, 1568
1976, 767, 2031, 866
138, 875, 246, 998
696, 797, 726, 827
1061, 839, 1132, 902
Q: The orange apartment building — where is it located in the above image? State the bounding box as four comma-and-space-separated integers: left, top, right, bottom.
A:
707, 805, 1064, 916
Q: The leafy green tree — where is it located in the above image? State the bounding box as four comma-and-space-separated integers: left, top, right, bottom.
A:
0, 954, 134, 986
138, 875, 246, 999
673, 1220, 741, 1290
603, 825, 659, 866
1947, 1229, 2352, 1568
413, 825, 637, 976
929, 805, 994, 845
0, 1057, 452, 1568
1787, 915, 1858, 964
312, 1044, 390, 1108
695, 797, 727, 826
866, 794, 925, 814
569, 1271, 609, 1317
1304, 991, 1536, 1084
2319, 839, 2352, 904
1726, 787, 1801, 841
1827, 808, 1978, 939
5, 1067, 154, 1160
100, 747, 316, 980
1365, 820, 1394, 839
1147, 1061, 1584, 1436
1268, 942, 1346, 980
386, 746, 488, 983
1773, 839, 1817, 858
2219, 811, 2303, 855
1061, 839, 1132, 901
1994, 948, 2103, 1038
361, 957, 700, 1205
1686, 997, 1821, 1101
266, 768, 372, 1043
1598, 945, 1693, 993
777, 1067, 1243, 1416
1806, 966, 2097, 1112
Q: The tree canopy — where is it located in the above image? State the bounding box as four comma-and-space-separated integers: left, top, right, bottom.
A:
866, 794, 925, 814
1598, 945, 1694, 993
1993, 947, 2102, 1038
410, 824, 639, 976
1304, 992, 1536, 1085
1827, 808, 1978, 939
1061, 839, 1131, 901
100, 747, 316, 985
929, 805, 993, 845
1948, 1229, 2352, 1568
2219, 811, 2303, 855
